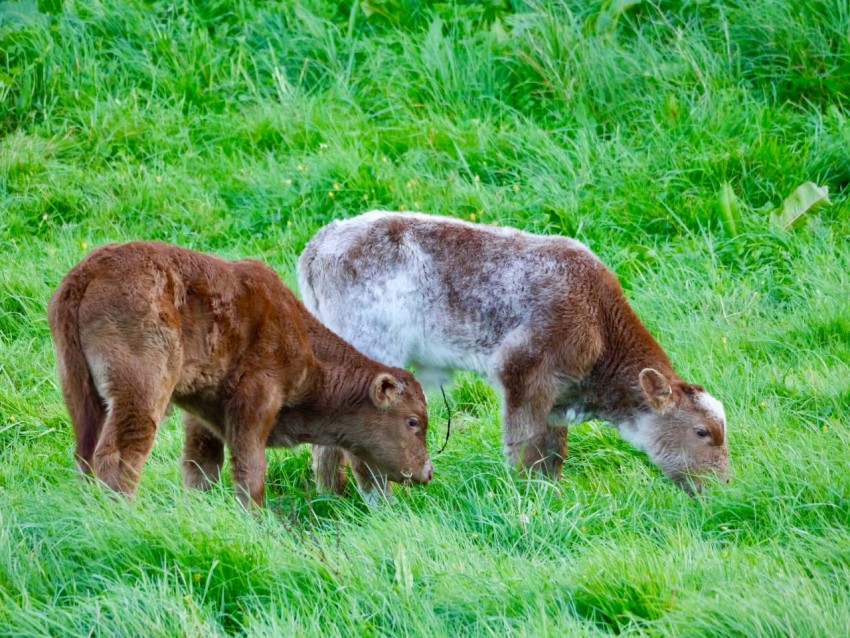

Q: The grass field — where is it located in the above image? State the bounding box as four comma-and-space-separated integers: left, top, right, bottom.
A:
2, 0, 849, 635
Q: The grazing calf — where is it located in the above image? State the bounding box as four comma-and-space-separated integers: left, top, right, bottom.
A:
299, 211, 729, 494
48, 241, 432, 507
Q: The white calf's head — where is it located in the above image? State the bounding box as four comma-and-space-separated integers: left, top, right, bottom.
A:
630, 368, 730, 493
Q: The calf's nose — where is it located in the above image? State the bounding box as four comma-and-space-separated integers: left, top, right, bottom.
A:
420, 462, 433, 484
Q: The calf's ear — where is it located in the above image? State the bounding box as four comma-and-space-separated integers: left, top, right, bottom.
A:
639, 368, 673, 411
370, 373, 403, 410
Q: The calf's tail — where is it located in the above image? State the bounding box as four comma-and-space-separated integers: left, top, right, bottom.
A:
47, 270, 105, 474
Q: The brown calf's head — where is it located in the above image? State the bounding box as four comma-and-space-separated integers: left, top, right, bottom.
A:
631, 368, 730, 494
351, 370, 433, 486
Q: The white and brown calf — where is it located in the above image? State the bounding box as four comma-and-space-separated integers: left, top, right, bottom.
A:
298, 211, 730, 495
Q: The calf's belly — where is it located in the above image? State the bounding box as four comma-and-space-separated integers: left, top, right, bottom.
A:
405, 330, 497, 386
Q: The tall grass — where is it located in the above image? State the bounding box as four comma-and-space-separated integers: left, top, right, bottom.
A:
1, 0, 849, 635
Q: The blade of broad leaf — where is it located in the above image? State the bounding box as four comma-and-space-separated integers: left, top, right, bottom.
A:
718, 181, 740, 236
770, 182, 831, 229
394, 543, 413, 596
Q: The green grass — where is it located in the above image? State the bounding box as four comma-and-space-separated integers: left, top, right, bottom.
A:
1, 0, 849, 635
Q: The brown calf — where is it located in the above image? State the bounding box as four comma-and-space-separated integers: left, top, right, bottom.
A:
47, 241, 432, 506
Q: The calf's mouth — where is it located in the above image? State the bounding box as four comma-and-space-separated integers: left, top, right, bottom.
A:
400, 461, 433, 485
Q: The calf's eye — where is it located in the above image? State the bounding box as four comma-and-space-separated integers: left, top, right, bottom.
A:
695, 428, 709, 438
406, 418, 419, 428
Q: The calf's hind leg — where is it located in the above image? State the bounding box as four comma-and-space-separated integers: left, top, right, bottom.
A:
89, 359, 177, 496
183, 415, 225, 491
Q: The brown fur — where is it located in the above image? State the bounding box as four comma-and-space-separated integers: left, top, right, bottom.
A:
47, 241, 432, 506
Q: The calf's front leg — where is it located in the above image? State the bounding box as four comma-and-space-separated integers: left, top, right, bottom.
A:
312, 444, 348, 495
497, 344, 565, 479
502, 399, 566, 479
311, 444, 393, 506
225, 378, 282, 508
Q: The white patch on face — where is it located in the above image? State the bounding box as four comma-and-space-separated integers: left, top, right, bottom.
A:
695, 391, 726, 431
